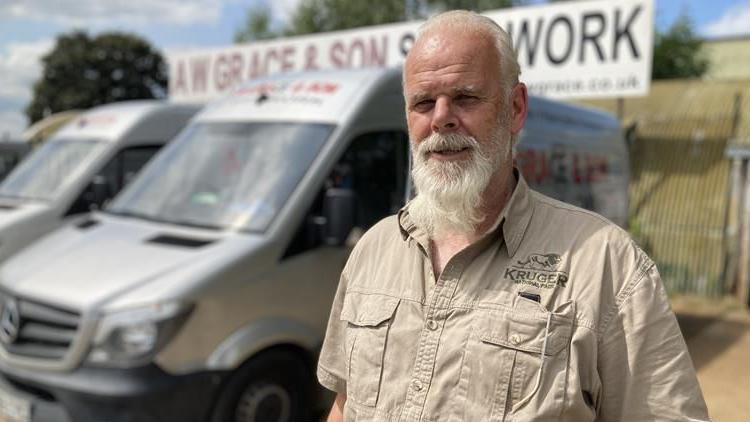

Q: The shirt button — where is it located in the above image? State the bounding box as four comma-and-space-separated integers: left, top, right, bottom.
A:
510, 334, 521, 345
427, 320, 439, 331
412, 380, 423, 391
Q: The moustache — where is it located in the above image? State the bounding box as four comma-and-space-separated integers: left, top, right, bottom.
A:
416, 133, 479, 159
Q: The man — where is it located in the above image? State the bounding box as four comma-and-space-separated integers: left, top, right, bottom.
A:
318, 10, 709, 422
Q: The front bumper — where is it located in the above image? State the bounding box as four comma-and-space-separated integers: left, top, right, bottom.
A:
0, 361, 228, 422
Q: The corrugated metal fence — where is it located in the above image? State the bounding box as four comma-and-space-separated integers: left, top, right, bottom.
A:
580, 80, 750, 297
628, 115, 732, 297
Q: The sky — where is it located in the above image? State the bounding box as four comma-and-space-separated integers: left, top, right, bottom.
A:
1, 0, 750, 138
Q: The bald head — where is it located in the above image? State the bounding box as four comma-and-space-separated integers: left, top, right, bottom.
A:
406, 10, 520, 94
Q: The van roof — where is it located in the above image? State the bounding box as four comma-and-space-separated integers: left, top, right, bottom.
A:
22, 110, 81, 145
54, 100, 192, 142
527, 96, 620, 131
194, 66, 619, 131
195, 68, 400, 124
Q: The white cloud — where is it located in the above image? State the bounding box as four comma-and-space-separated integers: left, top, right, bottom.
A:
0, 0, 225, 27
268, 0, 302, 23
702, 1, 750, 38
0, 39, 54, 102
0, 39, 53, 137
0, 111, 27, 139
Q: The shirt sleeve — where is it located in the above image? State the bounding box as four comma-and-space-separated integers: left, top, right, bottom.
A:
596, 263, 710, 421
317, 267, 351, 394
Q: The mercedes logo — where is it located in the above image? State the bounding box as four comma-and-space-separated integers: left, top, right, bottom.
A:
0, 298, 20, 345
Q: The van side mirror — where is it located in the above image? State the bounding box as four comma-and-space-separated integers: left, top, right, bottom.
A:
322, 188, 356, 246
89, 175, 111, 210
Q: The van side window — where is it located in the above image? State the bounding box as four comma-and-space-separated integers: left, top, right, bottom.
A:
283, 131, 408, 259
66, 145, 162, 215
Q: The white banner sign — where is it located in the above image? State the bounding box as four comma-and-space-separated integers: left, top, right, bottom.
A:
167, 0, 653, 102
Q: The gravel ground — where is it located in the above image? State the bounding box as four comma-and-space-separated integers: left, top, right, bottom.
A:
672, 295, 750, 422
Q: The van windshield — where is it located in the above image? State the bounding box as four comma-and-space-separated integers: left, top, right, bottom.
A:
0, 139, 104, 201
107, 122, 334, 232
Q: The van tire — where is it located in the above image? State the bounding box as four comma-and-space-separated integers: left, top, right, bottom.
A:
211, 349, 314, 422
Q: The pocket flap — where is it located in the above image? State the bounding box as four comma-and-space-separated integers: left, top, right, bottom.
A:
340, 292, 400, 327
478, 311, 572, 355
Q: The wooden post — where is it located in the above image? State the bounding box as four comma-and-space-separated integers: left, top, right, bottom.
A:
724, 158, 743, 293
739, 160, 750, 306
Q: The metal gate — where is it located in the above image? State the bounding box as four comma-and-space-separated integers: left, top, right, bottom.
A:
579, 79, 750, 298
628, 116, 733, 297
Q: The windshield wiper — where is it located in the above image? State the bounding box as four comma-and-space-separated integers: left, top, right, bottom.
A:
0, 193, 41, 201
104, 209, 164, 223
166, 219, 223, 231
106, 210, 223, 231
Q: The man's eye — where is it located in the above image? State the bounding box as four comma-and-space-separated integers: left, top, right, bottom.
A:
412, 100, 434, 112
455, 95, 478, 104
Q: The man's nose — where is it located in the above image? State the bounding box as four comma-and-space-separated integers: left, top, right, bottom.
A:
431, 97, 458, 133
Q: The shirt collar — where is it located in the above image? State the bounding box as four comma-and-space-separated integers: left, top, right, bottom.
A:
398, 168, 534, 257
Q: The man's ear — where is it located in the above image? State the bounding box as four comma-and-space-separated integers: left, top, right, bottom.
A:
510, 83, 528, 136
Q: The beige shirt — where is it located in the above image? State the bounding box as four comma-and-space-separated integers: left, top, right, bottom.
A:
317, 174, 709, 421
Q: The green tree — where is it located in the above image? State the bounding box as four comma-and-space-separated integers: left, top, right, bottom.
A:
26, 31, 167, 124
652, 15, 709, 80
234, 5, 278, 42
287, 0, 410, 35
234, 0, 519, 40
424, 0, 513, 13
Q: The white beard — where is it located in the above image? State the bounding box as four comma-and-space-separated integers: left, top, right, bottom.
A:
409, 129, 510, 237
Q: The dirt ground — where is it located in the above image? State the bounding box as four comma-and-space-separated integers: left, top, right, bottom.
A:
672, 295, 750, 422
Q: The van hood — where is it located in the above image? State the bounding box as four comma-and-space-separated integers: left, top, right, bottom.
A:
0, 214, 264, 311
0, 200, 47, 229
0, 201, 54, 262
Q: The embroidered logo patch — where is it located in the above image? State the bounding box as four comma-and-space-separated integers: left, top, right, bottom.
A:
504, 253, 569, 289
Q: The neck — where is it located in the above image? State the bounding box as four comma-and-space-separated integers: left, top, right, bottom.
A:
434, 167, 515, 243
428, 167, 515, 280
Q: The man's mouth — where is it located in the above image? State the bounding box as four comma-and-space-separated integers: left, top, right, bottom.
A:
428, 147, 470, 160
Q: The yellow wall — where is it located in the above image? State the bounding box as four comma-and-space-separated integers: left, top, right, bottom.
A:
702, 37, 750, 81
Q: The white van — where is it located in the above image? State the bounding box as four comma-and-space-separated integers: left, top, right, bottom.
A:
0, 68, 627, 422
0, 140, 30, 182
0, 101, 200, 263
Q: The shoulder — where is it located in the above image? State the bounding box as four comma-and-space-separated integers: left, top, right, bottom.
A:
529, 190, 636, 251
524, 190, 655, 315
356, 214, 402, 250
531, 190, 624, 233
344, 215, 403, 271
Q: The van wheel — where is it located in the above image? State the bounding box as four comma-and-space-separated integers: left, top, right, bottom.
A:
212, 350, 313, 422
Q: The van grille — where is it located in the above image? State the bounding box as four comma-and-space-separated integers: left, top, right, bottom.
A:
0, 296, 79, 361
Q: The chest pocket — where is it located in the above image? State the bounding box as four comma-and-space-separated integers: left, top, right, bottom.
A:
340, 292, 400, 407
461, 301, 575, 422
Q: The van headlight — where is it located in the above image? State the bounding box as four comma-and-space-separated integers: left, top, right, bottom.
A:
87, 302, 192, 367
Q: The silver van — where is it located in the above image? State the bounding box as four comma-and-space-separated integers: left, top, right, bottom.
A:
0, 68, 627, 422
0, 101, 200, 263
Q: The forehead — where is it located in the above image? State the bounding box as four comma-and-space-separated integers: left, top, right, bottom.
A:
404, 29, 500, 95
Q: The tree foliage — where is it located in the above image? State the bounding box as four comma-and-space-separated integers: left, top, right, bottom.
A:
26, 31, 167, 124
652, 15, 709, 80
234, 5, 278, 42
424, 0, 513, 13
234, 0, 517, 39
287, 0, 410, 36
